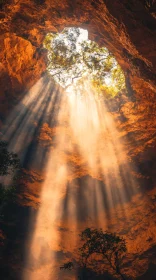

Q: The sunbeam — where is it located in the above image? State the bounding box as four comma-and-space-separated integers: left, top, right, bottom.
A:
1, 76, 60, 169
0, 28, 141, 279
18, 77, 140, 280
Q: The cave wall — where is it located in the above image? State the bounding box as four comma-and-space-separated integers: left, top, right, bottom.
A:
0, 0, 156, 279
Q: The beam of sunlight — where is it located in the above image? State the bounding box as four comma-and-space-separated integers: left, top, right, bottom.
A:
0, 69, 140, 279
1, 76, 60, 169
19, 77, 139, 280
23, 96, 69, 280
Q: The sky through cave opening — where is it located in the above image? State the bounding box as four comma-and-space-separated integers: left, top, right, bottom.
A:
44, 27, 126, 99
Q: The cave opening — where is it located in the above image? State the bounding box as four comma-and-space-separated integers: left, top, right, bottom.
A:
44, 27, 126, 100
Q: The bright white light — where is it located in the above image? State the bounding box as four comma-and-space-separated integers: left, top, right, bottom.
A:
105, 76, 112, 86
76, 28, 88, 49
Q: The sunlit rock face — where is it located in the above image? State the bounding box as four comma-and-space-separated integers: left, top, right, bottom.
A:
0, 0, 156, 279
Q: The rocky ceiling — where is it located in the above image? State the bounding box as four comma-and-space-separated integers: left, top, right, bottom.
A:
0, 0, 156, 279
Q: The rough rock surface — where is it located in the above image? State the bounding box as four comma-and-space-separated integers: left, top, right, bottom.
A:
0, 0, 156, 279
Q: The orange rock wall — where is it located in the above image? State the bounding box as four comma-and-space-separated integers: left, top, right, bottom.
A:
0, 0, 156, 279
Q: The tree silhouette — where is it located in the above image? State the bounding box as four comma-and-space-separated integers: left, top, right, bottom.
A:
0, 141, 20, 176
0, 141, 20, 208
61, 228, 127, 280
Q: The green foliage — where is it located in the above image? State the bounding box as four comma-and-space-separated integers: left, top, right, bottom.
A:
91, 79, 120, 99
0, 141, 20, 176
44, 27, 126, 97
61, 228, 127, 279
111, 64, 126, 92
